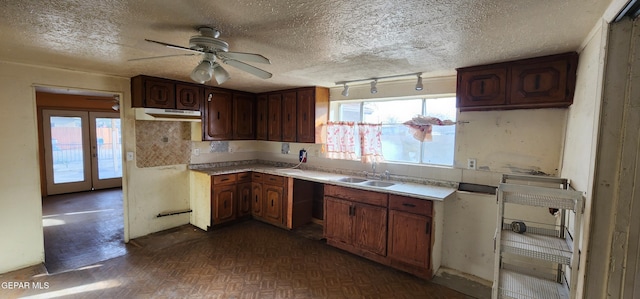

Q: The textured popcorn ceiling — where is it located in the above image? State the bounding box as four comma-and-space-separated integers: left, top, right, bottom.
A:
0, 0, 610, 93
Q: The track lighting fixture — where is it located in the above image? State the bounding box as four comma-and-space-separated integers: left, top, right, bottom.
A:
341, 83, 350, 97
335, 72, 425, 97
415, 74, 423, 91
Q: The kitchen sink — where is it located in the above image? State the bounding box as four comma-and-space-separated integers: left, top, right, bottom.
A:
362, 180, 396, 188
336, 177, 368, 183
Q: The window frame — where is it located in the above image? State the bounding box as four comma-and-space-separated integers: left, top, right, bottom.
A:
331, 95, 457, 166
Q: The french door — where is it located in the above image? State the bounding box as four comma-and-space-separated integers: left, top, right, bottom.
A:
42, 110, 122, 195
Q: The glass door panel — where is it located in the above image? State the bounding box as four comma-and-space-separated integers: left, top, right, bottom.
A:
43, 110, 91, 195
90, 112, 122, 189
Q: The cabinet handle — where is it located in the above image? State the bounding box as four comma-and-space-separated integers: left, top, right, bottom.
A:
220, 178, 229, 182
271, 199, 274, 207
425, 222, 431, 234
217, 111, 220, 120
224, 200, 227, 209
402, 203, 416, 208
255, 195, 258, 203
260, 114, 263, 121
480, 81, 485, 94
303, 113, 307, 121
534, 74, 541, 90
287, 114, 290, 121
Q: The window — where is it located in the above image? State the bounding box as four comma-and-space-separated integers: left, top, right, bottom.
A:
331, 97, 456, 166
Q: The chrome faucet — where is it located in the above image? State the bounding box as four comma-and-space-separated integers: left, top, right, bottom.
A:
371, 162, 377, 177
383, 170, 391, 181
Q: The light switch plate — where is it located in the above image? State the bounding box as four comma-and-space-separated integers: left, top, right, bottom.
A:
126, 152, 134, 161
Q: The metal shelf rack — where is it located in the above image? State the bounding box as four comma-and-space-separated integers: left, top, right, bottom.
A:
492, 174, 583, 299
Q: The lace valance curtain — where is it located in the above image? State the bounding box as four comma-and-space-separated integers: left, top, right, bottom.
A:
325, 121, 357, 160
358, 123, 384, 163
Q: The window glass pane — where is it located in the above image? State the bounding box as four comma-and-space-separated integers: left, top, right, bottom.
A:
95, 118, 122, 179
338, 102, 361, 122
50, 116, 85, 184
422, 97, 457, 166
363, 100, 422, 162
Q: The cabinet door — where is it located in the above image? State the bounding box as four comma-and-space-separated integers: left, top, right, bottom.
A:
263, 184, 283, 224
296, 88, 315, 143
233, 93, 255, 139
202, 88, 233, 140
237, 182, 252, 217
212, 184, 236, 225
176, 83, 202, 110
281, 91, 297, 142
144, 79, 175, 109
457, 67, 507, 109
353, 203, 387, 256
388, 210, 431, 269
251, 182, 263, 217
267, 94, 282, 141
509, 57, 572, 106
255, 95, 268, 140
324, 197, 353, 245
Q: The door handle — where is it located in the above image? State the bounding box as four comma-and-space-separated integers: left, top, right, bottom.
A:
402, 203, 416, 208
425, 222, 431, 234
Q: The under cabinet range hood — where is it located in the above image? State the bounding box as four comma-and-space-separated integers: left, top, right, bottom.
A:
134, 108, 201, 122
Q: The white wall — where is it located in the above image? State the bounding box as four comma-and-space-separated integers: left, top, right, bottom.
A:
0, 61, 129, 273
559, 20, 607, 299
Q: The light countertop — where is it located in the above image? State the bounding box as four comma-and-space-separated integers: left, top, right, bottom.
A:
190, 164, 456, 202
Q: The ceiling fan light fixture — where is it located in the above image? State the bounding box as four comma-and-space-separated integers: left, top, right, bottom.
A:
213, 63, 231, 85
190, 60, 214, 83
415, 74, 423, 91
370, 80, 378, 94
341, 84, 350, 97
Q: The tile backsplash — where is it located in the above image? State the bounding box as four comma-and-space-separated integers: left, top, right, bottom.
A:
135, 120, 191, 167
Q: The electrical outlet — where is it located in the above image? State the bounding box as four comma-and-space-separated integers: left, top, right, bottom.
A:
192, 148, 200, 156
126, 152, 134, 161
467, 158, 477, 170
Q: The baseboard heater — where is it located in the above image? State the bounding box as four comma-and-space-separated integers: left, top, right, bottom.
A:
156, 209, 192, 218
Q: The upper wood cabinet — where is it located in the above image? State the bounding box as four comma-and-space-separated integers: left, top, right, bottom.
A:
297, 87, 328, 143
255, 95, 268, 140
232, 92, 256, 140
202, 88, 233, 141
176, 83, 202, 111
258, 86, 329, 143
457, 52, 578, 111
267, 94, 282, 141
281, 91, 298, 142
131, 75, 202, 111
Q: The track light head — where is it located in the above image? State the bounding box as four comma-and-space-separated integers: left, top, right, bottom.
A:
370, 80, 378, 94
341, 84, 350, 97
415, 74, 423, 91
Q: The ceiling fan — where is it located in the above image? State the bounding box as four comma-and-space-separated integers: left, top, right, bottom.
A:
132, 26, 272, 84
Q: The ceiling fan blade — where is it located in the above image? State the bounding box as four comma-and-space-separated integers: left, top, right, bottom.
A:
218, 52, 271, 64
128, 53, 199, 61
213, 64, 230, 85
144, 39, 203, 54
223, 59, 273, 79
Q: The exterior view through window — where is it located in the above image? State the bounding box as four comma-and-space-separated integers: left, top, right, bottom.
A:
331, 97, 456, 166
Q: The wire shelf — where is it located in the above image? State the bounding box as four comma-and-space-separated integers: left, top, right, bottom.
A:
498, 270, 569, 299
501, 230, 572, 265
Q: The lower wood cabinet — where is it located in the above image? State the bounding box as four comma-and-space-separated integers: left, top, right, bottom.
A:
387, 195, 433, 277
324, 185, 388, 260
212, 184, 236, 225
324, 184, 437, 279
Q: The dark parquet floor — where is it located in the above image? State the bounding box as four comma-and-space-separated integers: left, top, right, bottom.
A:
1, 188, 477, 298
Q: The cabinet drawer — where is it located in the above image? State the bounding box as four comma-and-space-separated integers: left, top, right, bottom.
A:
263, 174, 285, 186
389, 195, 432, 216
252, 172, 264, 182
324, 185, 387, 207
237, 172, 251, 182
212, 173, 237, 185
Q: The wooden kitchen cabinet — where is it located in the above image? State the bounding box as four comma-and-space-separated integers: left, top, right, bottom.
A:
387, 195, 433, 278
131, 75, 175, 109
262, 174, 285, 225
324, 185, 388, 259
267, 94, 282, 141
211, 173, 238, 226
175, 83, 202, 111
255, 95, 268, 140
202, 88, 233, 140
233, 92, 256, 140
296, 87, 329, 143
281, 91, 297, 142
236, 172, 252, 217
457, 52, 578, 111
